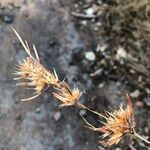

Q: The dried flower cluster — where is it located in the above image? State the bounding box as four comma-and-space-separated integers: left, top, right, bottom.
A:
53, 82, 81, 108
99, 93, 135, 146
12, 27, 150, 147
14, 57, 60, 100
12, 27, 81, 107
82, 93, 135, 146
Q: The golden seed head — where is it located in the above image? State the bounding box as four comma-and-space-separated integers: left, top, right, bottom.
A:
53, 82, 81, 108
15, 57, 56, 87
99, 94, 135, 146
12, 27, 80, 104
83, 93, 135, 146
14, 57, 58, 101
12, 27, 58, 101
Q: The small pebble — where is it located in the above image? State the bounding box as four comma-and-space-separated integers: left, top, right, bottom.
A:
53, 111, 61, 121
143, 98, 150, 107
81, 20, 87, 26
91, 18, 95, 22
144, 127, 149, 133
130, 69, 136, 74
116, 81, 121, 87
96, 22, 102, 27
138, 75, 142, 82
130, 90, 140, 98
98, 44, 107, 52
35, 107, 41, 113
85, 8, 94, 17
96, 44, 101, 52
74, 4, 78, 8
145, 88, 150, 94
79, 109, 86, 116
116, 148, 121, 150
100, 59, 106, 65
116, 47, 127, 60
85, 51, 96, 61
94, 27, 98, 31
3, 15, 13, 23
98, 82, 105, 89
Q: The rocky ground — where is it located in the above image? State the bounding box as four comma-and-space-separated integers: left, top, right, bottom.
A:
0, 0, 149, 150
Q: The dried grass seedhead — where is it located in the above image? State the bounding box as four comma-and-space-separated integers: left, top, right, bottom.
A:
53, 82, 81, 108
82, 93, 135, 146
98, 93, 135, 146
12, 28, 150, 146
12, 27, 59, 101
12, 27, 82, 105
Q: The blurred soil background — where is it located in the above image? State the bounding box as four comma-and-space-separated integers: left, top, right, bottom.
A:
0, 0, 149, 150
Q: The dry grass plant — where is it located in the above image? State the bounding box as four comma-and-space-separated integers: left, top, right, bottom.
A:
12, 27, 150, 147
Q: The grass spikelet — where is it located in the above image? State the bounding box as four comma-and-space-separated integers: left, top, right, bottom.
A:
82, 93, 135, 146
12, 27, 59, 101
53, 82, 81, 108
